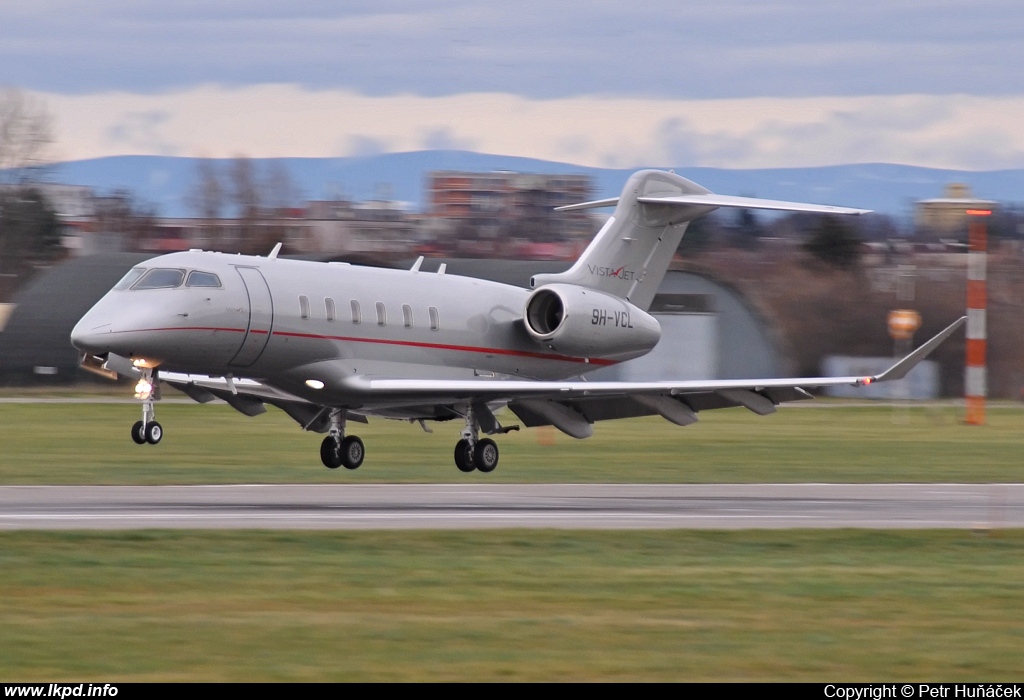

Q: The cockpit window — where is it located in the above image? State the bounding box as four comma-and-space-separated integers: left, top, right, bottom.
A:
132, 268, 185, 290
186, 271, 221, 288
114, 267, 147, 290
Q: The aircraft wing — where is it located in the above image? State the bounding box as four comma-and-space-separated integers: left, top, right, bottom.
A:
340, 316, 965, 437
159, 316, 963, 438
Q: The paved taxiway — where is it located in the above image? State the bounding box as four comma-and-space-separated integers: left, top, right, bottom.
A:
1, 484, 1023, 529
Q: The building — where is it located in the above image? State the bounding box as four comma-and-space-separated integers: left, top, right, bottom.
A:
915, 183, 997, 237
303, 199, 419, 256
426, 171, 596, 258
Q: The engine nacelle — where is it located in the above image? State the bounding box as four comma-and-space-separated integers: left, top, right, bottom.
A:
523, 284, 661, 360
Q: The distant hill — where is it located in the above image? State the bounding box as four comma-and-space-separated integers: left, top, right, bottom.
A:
38, 151, 1024, 218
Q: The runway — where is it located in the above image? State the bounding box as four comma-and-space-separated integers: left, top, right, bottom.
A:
1, 483, 1023, 530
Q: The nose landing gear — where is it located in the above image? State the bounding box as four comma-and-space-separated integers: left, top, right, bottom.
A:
131, 419, 163, 445
130, 369, 162, 445
320, 409, 364, 470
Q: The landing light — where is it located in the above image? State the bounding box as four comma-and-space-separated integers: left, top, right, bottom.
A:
862, 377, 873, 385
305, 379, 325, 390
134, 379, 154, 400
132, 358, 158, 369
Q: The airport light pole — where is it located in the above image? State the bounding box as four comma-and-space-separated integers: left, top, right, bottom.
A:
965, 208, 991, 425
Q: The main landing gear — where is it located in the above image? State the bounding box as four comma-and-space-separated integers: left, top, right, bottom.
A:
454, 437, 499, 473
313, 405, 516, 474
320, 409, 364, 470
130, 368, 162, 445
452, 404, 502, 474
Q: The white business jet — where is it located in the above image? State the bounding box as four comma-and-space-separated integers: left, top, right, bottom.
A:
71, 170, 964, 473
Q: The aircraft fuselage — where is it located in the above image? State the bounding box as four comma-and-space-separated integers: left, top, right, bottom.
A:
71, 250, 633, 407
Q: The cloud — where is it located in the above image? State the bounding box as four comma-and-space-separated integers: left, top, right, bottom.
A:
37, 84, 1024, 171
103, 109, 178, 156
419, 126, 475, 151
2, 2, 1023, 99
344, 134, 390, 157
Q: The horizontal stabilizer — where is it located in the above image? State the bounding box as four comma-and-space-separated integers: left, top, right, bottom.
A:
554, 197, 620, 212
555, 194, 869, 215
637, 193, 870, 216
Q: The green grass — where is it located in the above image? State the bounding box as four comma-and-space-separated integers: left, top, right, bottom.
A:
1, 529, 1022, 681
1, 402, 1023, 483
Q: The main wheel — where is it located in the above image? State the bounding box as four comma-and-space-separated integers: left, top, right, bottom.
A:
320, 436, 342, 469
144, 421, 163, 445
131, 420, 146, 445
474, 438, 499, 473
454, 438, 476, 472
339, 435, 364, 470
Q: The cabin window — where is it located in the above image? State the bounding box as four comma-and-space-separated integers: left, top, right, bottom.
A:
325, 298, 336, 322
402, 304, 413, 328
350, 300, 361, 324
133, 268, 185, 290
299, 295, 310, 320
114, 267, 146, 290
376, 302, 387, 326
186, 271, 221, 288
429, 306, 440, 331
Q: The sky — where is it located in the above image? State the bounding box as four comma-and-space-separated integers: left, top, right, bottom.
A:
3, 1, 1024, 170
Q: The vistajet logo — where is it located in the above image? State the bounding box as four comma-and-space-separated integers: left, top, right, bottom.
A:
587, 264, 637, 281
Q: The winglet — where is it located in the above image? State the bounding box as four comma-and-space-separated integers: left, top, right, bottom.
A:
864, 316, 966, 384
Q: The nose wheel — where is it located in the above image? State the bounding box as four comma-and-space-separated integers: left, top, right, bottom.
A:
131, 420, 163, 445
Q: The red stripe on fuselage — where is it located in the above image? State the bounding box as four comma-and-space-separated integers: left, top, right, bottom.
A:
123, 326, 618, 366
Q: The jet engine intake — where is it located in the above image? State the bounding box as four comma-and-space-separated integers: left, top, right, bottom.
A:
523, 284, 661, 360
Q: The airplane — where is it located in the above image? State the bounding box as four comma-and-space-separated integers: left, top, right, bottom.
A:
70, 169, 966, 473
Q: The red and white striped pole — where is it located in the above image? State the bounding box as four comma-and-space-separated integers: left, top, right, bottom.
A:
965, 209, 991, 425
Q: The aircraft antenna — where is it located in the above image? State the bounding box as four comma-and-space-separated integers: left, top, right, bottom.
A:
268, 242, 283, 259
410, 256, 425, 272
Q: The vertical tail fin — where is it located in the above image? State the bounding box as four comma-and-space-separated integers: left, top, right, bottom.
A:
533, 169, 869, 311
531, 170, 713, 311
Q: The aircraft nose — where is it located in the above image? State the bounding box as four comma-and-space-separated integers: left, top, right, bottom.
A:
70, 309, 114, 352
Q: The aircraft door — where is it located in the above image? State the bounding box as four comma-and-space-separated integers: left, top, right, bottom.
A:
229, 266, 274, 367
